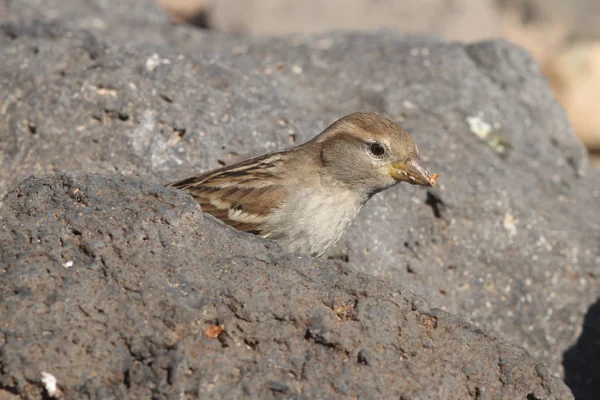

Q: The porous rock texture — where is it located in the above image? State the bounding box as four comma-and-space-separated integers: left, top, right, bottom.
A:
0, 173, 572, 399
1, 0, 599, 398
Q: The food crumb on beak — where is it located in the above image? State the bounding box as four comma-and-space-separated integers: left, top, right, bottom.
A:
429, 173, 439, 186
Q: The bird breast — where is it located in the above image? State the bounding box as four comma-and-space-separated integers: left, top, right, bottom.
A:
261, 186, 366, 257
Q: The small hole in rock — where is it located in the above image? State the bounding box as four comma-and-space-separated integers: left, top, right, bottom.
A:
357, 350, 370, 365
159, 93, 173, 103
327, 253, 349, 262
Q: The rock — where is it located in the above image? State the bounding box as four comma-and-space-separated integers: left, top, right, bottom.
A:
1, 1, 599, 397
204, 0, 502, 41
155, 0, 209, 26
498, 1, 600, 157
0, 173, 573, 399
498, 0, 600, 41
1, 0, 169, 42
544, 41, 600, 151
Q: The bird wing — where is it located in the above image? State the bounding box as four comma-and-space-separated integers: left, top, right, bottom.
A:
168, 153, 287, 235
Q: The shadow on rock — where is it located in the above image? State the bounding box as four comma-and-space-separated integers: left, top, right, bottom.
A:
564, 297, 600, 399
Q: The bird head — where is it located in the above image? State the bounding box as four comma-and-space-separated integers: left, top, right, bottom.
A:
315, 112, 436, 195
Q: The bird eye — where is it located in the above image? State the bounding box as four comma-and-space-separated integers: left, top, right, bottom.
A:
369, 142, 386, 157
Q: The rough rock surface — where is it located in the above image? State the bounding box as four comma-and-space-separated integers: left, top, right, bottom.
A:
1, 0, 600, 398
0, 0, 169, 43
0, 173, 573, 399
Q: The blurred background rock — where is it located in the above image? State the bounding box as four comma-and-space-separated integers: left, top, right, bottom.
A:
154, 0, 600, 166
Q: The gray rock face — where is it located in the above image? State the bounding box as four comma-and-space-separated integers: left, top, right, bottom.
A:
1, 0, 169, 43
0, 173, 572, 399
1, 0, 599, 398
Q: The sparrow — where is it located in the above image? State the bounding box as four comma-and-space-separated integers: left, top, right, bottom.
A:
168, 112, 437, 257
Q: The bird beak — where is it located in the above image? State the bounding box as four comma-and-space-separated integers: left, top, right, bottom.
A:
390, 154, 435, 186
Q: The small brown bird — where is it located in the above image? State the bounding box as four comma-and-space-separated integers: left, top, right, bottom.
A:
169, 112, 437, 257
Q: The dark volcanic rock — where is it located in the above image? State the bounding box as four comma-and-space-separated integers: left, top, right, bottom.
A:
1, 0, 599, 397
1, 0, 169, 43
0, 173, 572, 399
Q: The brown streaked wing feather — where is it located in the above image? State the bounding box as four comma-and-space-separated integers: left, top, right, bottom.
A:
168, 152, 288, 235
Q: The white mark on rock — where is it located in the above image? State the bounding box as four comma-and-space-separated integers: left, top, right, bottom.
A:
63, 260, 73, 269
130, 110, 184, 172
292, 65, 303, 75
503, 213, 518, 237
95, 86, 117, 97
536, 236, 553, 251
145, 53, 172, 72
41, 372, 60, 398
466, 115, 492, 140
402, 100, 416, 109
